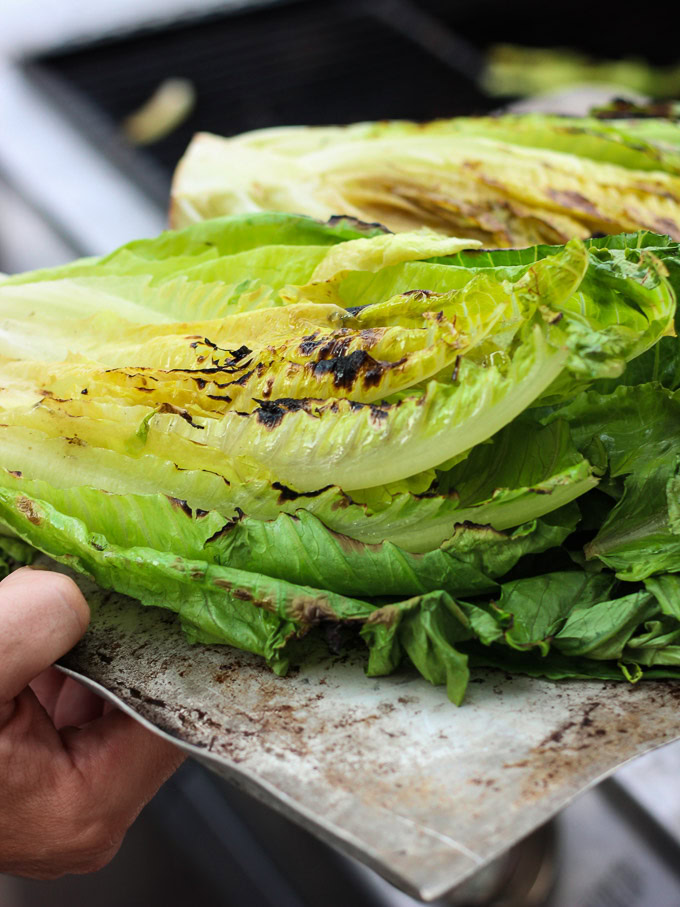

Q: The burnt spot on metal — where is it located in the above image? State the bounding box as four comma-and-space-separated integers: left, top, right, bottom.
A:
498, 683, 680, 807
157, 402, 205, 429
16, 496, 42, 525
127, 687, 167, 708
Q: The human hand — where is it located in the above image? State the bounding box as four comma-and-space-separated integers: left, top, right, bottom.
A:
0, 566, 185, 879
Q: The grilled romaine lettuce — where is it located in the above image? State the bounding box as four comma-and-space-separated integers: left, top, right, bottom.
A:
1, 213, 680, 703
170, 117, 680, 247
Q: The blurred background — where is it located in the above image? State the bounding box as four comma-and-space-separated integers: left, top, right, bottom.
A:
1, 1, 680, 904
2, 0, 680, 269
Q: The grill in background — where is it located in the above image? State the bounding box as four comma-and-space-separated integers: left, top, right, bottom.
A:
24, 0, 491, 205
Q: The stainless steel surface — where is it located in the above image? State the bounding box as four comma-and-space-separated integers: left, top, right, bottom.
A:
53, 568, 680, 902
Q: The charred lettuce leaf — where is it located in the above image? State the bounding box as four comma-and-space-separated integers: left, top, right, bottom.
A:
171, 121, 680, 246
1, 214, 679, 704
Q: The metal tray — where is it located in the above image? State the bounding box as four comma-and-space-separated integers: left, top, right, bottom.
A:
56, 570, 680, 901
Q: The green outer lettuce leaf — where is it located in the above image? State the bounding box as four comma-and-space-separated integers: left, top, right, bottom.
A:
585, 463, 680, 581
550, 383, 680, 478
0, 466, 577, 599
551, 384, 680, 579
0, 485, 386, 673
360, 591, 473, 705
480, 571, 617, 656
644, 575, 680, 621
207, 507, 577, 598
422, 115, 680, 176
428, 419, 597, 530
466, 647, 680, 682
554, 591, 660, 660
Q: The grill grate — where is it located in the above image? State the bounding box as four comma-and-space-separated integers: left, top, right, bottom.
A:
28, 0, 491, 198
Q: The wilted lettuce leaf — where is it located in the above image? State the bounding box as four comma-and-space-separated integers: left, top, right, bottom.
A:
1, 214, 680, 704
361, 591, 473, 706
171, 123, 680, 246
550, 383, 680, 579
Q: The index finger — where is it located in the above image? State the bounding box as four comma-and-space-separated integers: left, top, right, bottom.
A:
0, 567, 90, 705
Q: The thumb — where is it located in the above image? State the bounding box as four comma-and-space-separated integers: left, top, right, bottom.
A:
0, 567, 90, 707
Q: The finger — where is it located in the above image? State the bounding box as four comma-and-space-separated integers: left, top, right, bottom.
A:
53, 677, 106, 729
63, 710, 185, 829
30, 667, 68, 719
0, 568, 90, 707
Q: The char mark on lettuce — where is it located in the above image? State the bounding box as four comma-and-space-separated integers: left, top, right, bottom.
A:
308, 349, 395, 391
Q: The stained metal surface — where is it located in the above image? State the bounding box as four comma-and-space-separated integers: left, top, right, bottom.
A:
57, 573, 680, 902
